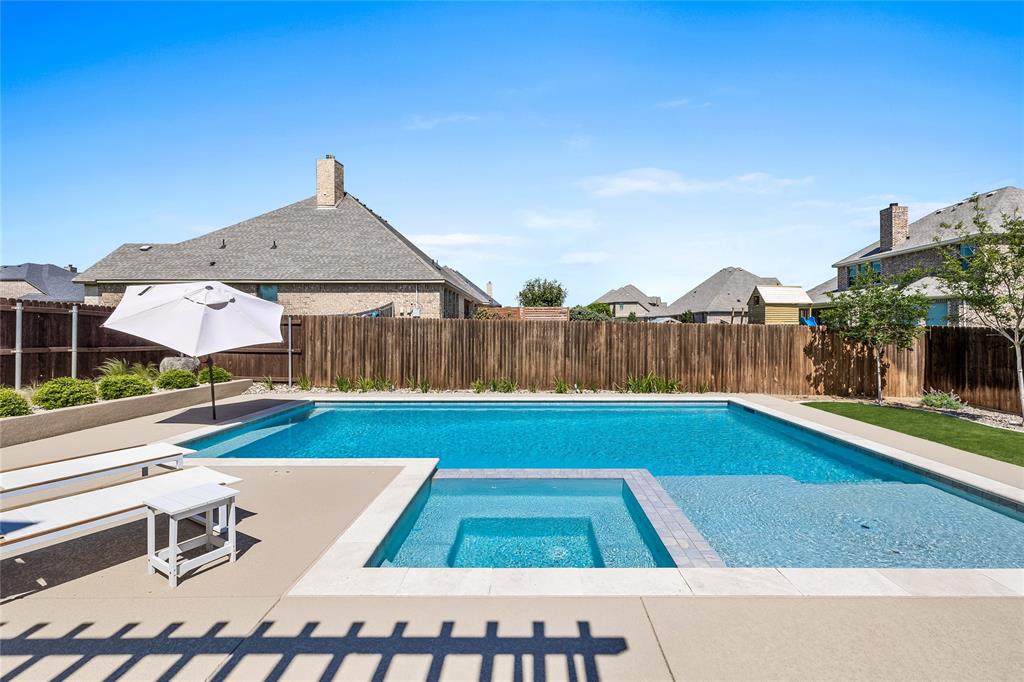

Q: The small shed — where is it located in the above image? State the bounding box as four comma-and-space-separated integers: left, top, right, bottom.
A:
747, 285, 812, 325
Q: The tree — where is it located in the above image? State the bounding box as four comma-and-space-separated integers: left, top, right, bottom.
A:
517, 278, 567, 307
569, 305, 611, 321
679, 310, 696, 323
822, 271, 930, 403
585, 302, 613, 317
935, 199, 1024, 423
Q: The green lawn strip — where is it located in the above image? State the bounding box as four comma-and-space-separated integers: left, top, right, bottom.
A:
804, 401, 1024, 467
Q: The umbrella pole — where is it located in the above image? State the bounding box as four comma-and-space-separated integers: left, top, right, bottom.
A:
208, 356, 217, 420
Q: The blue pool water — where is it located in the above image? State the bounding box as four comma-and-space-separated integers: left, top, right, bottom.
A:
369, 479, 675, 568
187, 402, 1024, 568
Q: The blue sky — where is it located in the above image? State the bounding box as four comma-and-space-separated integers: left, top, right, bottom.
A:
2, 2, 1022, 305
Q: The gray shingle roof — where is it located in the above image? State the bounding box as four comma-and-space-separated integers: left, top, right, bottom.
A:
593, 284, 661, 311
662, 267, 780, 315
441, 266, 500, 306
0, 263, 84, 301
806, 275, 838, 304
834, 186, 1024, 266
74, 194, 490, 303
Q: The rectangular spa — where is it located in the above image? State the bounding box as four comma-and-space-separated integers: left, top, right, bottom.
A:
366, 478, 676, 568
185, 401, 1024, 568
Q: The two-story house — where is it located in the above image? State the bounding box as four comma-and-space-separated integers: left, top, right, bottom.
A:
811, 187, 1023, 325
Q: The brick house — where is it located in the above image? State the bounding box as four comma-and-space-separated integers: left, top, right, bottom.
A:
0, 263, 84, 301
810, 186, 1023, 325
74, 155, 498, 318
593, 284, 663, 318
657, 267, 781, 323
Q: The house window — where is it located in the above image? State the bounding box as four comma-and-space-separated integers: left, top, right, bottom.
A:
871, 261, 881, 274
959, 243, 975, 270
926, 300, 949, 327
618, 303, 624, 311
847, 266, 857, 282
257, 284, 278, 302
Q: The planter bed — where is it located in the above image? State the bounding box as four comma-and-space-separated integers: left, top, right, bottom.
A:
0, 379, 252, 447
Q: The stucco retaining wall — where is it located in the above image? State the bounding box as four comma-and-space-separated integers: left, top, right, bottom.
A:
0, 379, 252, 449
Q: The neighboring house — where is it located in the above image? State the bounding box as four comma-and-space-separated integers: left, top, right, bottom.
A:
0, 263, 84, 302
747, 285, 812, 325
658, 267, 781, 323
593, 284, 663, 318
829, 186, 1024, 326
74, 155, 495, 318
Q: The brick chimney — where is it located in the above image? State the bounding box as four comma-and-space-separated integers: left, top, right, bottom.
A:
316, 154, 344, 207
879, 202, 909, 251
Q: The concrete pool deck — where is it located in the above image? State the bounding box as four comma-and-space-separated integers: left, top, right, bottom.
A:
1, 393, 1022, 679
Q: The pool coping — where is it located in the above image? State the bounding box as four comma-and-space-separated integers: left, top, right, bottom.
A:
179, 396, 1024, 597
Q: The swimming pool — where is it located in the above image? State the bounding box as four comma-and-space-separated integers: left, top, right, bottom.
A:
186, 401, 1024, 568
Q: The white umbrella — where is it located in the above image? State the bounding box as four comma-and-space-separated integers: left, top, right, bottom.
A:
102, 281, 283, 419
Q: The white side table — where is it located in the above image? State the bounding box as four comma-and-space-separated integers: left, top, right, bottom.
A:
145, 483, 239, 587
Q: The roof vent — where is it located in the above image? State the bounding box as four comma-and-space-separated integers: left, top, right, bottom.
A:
219, 239, 226, 249
986, 191, 995, 197
139, 245, 152, 251
271, 240, 277, 249
209, 261, 216, 266
935, 209, 942, 214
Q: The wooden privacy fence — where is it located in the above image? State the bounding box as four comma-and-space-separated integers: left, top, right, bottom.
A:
0, 298, 300, 387
294, 316, 926, 397
2, 298, 1020, 413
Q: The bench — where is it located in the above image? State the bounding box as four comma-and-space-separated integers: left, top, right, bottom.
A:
0, 443, 192, 501
0, 466, 241, 556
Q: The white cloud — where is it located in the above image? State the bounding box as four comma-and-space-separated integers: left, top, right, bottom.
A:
580, 168, 813, 198
523, 209, 596, 231
405, 113, 480, 131
560, 250, 610, 265
656, 98, 712, 109
410, 233, 518, 247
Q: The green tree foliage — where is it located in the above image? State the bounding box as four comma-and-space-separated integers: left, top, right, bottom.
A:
822, 271, 930, 403
569, 305, 611, 321
517, 278, 567, 307
935, 199, 1024, 423
585, 302, 612, 317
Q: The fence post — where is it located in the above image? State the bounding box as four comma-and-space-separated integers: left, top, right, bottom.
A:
70, 304, 79, 378
14, 300, 23, 390
287, 316, 293, 386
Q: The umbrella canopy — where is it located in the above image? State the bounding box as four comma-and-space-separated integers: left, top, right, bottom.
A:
102, 281, 283, 356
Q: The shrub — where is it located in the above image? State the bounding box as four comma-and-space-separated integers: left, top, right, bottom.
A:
32, 377, 97, 410
471, 378, 486, 393
495, 377, 518, 393
585, 302, 613, 317
553, 378, 569, 394
156, 369, 199, 390
0, 388, 31, 417
921, 388, 966, 411
297, 375, 312, 391
335, 376, 353, 392
260, 375, 275, 391
97, 358, 158, 380
356, 376, 394, 392
197, 365, 233, 384
98, 374, 153, 400
569, 305, 611, 321
417, 379, 431, 393
622, 372, 678, 394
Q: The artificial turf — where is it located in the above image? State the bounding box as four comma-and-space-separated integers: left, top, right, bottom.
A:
804, 401, 1024, 467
